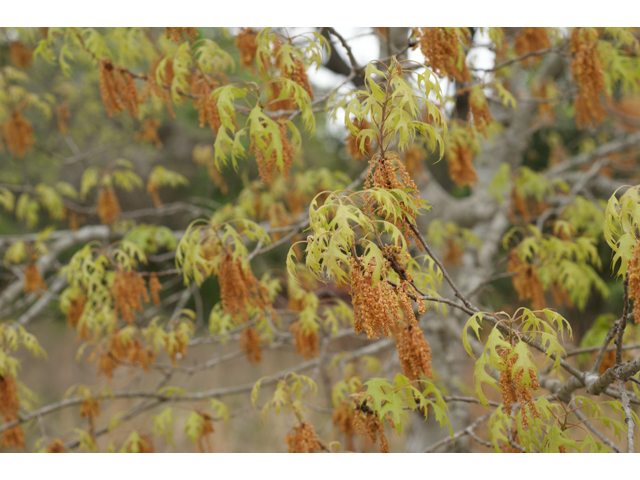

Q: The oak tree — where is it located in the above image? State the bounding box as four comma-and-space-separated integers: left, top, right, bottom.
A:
2, 27, 640, 453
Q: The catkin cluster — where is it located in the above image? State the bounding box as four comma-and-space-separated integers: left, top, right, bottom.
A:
499, 347, 541, 430
191, 72, 221, 132
97, 188, 121, 225
0, 375, 24, 449
366, 152, 423, 247
507, 251, 546, 310
570, 28, 607, 129
196, 413, 214, 453
98, 58, 141, 118
46, 439, 66, 453
290, 321, 319, 360
111, 268, 154, 323
349, 257, 400, 339
514, 28, 551, 65
134, 118, 163, 149
628, 241, 640, 324
235, 28, 259, 72
23, 263, 46, 295
353, 408, 389, 453
4, 109, 34, 158
394, 324, 433, 380
239, 326, 263, 364
285, 421, 324, 453
218, 254, 272, 321
9, 41, 33, 69
146, 58, 176, 118
332, 401, 356, 451
251, 118, 294, 183
92, 329, 154, 381
415, 28, 470, 82
447, 138, 478, 188
165, 27, 198, 44
66, 295, 87, 329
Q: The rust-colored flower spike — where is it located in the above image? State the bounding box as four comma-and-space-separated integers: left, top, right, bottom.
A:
97, 188, 121, 225
66, 295, 86, 328
349, 257, 401, 339
146, 58, 176, 119
507, 250, 546, 310
290, 321, 319, 360
251, 118, 294, 183
111, 268, 150, 323
447, 139, 478, 189
196, 413, 215, 453
134, 118, 163, 149
23, 262, 47, 295
239, 326, 263, 364
285, 56, 314, 100
498, 347, 541, 430
93, 329, 154, 381
165, 27, 198, 44
514, 28, 551, 65
366, 152, 423, 248
98, 58, 141, 118
570, 28, 607, 129
4, 109, 35, 158
191, 72, 221, 132
148, 272, 162, 306
235, 28, 259, 72
266, 82, 296, 112
509, 188, 530, 223
46, 439, 66, 453
56, 103, 71, 135
345, 119, 373, 160
79, 396, 101, 425
394, 324, 433, 380
218, 253, 273, 321
0, 375, 24, 449
353, 407, 389, 453
628, 241, 640, 324
285, 421, 324, 453
9, 41, 33, 69
332, 401, 356, 451
414, 28, 470, 82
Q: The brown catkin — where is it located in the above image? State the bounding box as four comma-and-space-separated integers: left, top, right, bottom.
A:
349, 257, 400, 339
23, 263, 47, 295
290, 321, 319, 360
345, 119, 373, 160
415, 28, 470, 82
0, 375, 24, 449
97, 188, 121, 225
570, 28, 607, 129
235, 28, 259, 72
507, 251, 546, 310
239, 326, 263, 364
514, 28, 551, 65
628, 241, 640, 324
4, 109, 35, 158
394, 324, 433, 380
285, 422, 323, 453
9, 41, 33, 69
